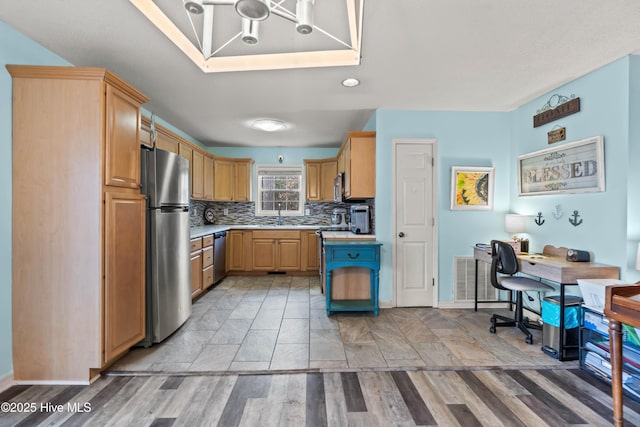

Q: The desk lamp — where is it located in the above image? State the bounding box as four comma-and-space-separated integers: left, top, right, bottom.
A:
505, 214, 528, 253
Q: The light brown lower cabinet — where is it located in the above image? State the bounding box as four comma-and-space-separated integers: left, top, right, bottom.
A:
225, 229, 324, 274
104, 191, 146, 365
228, 230, 251, 271
202, 235, 214, 290
301, 230, 319, 272
251, 230, 301, 272
190, 237, 203, 299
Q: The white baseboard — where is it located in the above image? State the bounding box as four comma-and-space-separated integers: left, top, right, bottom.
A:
438, 301, 511, 309
0, 372, 14, 393
379, 301, 393, 309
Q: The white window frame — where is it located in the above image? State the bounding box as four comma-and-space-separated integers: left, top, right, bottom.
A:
255, 164, 305, 217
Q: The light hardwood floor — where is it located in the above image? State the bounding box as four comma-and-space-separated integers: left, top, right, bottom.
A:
2, 368, 639, 426
3, 276, 635, 426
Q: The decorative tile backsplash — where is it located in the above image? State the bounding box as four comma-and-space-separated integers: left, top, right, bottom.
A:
190, 199, 374, 231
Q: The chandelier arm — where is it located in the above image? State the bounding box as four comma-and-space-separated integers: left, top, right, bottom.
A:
270, 8, 297, 23
313, 25, 352, 49
202, 0, 235, 5
270, 0, 295, 16
210, 31, 242, 57
184, 5, 204, 52
202, 5, 215, 58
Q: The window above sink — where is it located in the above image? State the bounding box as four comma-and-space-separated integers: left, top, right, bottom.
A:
255, 164, 304, 217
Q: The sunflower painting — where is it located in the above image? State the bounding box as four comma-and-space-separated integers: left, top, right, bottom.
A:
450, 166, 495, 210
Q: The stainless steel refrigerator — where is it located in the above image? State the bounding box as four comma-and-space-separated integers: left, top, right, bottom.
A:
139, 147, 192, 346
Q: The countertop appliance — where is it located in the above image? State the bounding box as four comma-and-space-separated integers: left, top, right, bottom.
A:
214, 231, 227, 284
350, 204, 371, 234
139, 147, 192, 346
331, 208, 348, 227
333, 173, 344, 202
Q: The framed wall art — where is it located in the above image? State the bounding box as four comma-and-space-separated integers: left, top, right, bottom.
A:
517, 135, 604, 196
450, 166, 495, 210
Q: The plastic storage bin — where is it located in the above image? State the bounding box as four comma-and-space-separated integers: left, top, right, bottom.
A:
577, 278, 628, 313
542, 295, 583, 359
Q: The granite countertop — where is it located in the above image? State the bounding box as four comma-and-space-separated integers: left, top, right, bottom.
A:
190, 224, 376, 240
322, 231, 376, 240
190, 224, 321, 238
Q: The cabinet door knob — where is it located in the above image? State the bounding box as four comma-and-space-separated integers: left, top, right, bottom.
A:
398, 232, 405, 238
347, 253, 360, 259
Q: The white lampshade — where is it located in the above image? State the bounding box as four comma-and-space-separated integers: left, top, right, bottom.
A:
505, 214, 526, 234
636, 242, 640, 271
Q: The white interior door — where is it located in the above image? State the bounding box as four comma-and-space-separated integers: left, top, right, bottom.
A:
394, 139, 437, 307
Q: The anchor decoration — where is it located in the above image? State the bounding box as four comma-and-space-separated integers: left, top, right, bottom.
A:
552, 204, 564, 220
569, 210, 583, 227
535, 212, 545, 226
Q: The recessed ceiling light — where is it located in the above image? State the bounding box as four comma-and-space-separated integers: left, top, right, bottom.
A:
341, 78, 360, 87
250, 119, 288, 132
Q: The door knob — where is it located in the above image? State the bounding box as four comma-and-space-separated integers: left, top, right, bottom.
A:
398, 232, 405, 237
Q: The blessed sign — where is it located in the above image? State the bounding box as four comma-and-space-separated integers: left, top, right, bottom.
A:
517, 136, 605, 196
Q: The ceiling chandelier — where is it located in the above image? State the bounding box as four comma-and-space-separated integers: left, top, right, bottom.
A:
183, 0, 316, 48
129, 0, 364, 73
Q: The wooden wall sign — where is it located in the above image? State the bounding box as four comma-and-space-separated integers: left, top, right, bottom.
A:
533, 97, 580, 128
547, 127, 566, 144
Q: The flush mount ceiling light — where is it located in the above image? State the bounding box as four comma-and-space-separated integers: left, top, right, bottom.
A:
341, 77, 360, 87
129, 0, 364, 73
250, 119, 289, 132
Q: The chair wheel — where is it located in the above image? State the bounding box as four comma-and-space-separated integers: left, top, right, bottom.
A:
489, 326, 496, 334
525, 336, 533, 344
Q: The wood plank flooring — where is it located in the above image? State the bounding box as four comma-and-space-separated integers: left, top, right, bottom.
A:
1, 368, 638, 426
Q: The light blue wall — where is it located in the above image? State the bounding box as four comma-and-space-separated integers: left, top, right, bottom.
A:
0, 21, 72, 381
373, 111, 511, 302
627, 56, 640, 282
510, 57, 640, 282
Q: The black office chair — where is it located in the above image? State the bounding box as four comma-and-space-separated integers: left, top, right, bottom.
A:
488, 240, 554, 344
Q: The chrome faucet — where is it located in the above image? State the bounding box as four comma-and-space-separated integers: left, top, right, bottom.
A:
277, 209, 283, 225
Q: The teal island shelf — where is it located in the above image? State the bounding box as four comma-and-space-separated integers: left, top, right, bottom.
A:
324, 240, 383, 316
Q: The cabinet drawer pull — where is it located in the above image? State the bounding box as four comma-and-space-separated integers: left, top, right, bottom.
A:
347, 253, 360, 259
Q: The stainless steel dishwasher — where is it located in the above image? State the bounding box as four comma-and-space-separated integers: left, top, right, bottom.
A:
213, 231, 227, 284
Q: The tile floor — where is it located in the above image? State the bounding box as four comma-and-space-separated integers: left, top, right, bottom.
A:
109, 275, 573, 373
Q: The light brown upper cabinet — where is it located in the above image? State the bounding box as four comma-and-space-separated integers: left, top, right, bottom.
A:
7, 65, 148, 382
214, 157, 253, 201
155, 129, 180, 154
191, 149, 204, 200
140, 116, 153, 148
305, 158, 337, 202
338, 131, 376, 199
204, 155, 214, 201
104, 85, 143, 189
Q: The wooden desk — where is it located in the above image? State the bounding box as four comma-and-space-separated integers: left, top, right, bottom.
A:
605, 285, 640, 427
474, 246, 619, 360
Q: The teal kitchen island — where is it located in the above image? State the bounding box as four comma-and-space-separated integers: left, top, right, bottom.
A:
324, 240, 382, 316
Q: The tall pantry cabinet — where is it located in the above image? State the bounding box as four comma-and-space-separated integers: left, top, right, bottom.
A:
8, 65, 149, 382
